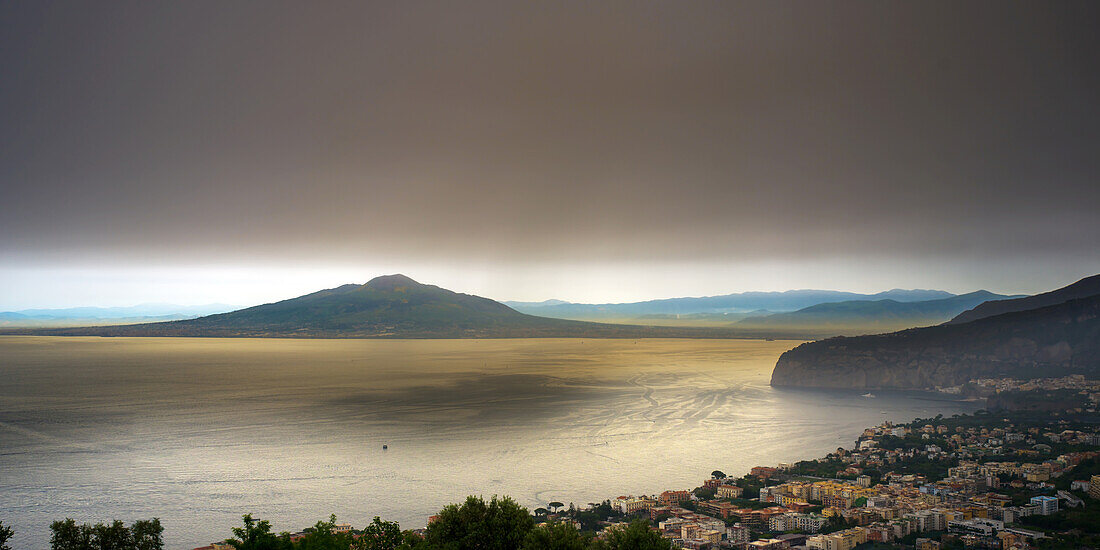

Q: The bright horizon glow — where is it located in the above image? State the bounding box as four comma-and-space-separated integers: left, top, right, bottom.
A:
2, 256, 1096, 311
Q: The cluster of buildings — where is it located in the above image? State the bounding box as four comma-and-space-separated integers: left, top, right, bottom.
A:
581, 413, 1100, 550
590, 477, 1090, 549
831, 416, 1100, 476
970, 375, 1100, 397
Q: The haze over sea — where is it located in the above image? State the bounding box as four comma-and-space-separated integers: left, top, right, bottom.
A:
0, 337, 980, 549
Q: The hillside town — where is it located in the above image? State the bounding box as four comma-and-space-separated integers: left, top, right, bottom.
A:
534, 386, 1100, 550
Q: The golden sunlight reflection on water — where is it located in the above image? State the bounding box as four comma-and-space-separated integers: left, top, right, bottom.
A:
0, 337, 980, 549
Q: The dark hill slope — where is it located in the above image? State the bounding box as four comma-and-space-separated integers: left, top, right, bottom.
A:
770, 293, 1100, 390
183, 274, 528, 334
737, 291, 1019, 335
949, 274, 1100, 324
7, 275, 763, 339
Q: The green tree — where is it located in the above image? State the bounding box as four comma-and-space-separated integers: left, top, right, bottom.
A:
92, 521, 132, 550
0, 521, 13, 550
227, 515, 289, 550
521, 521, 588, 550
296, 515, 355, 550
131, 519, 164, 550
592, 521, 671, 550
548, 502, 565, 514
711, 470, 726, 480
356, 517, 407, 550
50, 519, 93, 550
425, 495, 534, 550
692, 487, 715, 500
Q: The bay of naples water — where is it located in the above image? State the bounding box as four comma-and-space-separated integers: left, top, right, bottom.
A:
0, 336, 981, 549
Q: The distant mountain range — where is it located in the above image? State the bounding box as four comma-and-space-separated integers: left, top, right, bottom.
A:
5, 275, 758, 339
507, 288, 1023, 337
505, 288, 955, 320
0, 303, 238, 327
770, 274, 1100, 389
736, 290, 1021, 336
3, 278, 1046, 339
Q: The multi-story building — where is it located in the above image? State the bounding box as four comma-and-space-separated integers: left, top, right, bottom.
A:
948, 518, 1002, 537
658, 490, 691, 506
807, 528, 867, 550
717, 484, 744, 499
698, 500, 740, 519
613, 496, 653, 515
751, 466, 779, 479
769, 512, 827, 534
915, 538, 941, 550
863, 524, 893, 543
727, 524, 751, 545
769, 514, 794, 532
908, 509, 946, 532
748, 538, 790, 550
698, 529, 722, 544
779, 495, 808, 508
1089, 475, 1100, 500
1030, 496, 1058, 515
681, 523, 702, 541
796, 514, 828, 534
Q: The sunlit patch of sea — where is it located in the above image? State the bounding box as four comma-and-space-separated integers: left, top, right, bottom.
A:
0, 336, 980, 550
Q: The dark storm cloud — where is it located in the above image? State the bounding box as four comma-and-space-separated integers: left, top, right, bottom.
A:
2, 1, 1098, 265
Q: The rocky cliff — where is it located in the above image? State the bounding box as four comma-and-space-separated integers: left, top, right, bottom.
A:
770, 293, 1100, 390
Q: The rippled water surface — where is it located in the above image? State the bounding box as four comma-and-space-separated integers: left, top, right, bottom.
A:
0, 336, 980, 549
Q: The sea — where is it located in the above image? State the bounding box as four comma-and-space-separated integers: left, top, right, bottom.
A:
0, 336, 981, 549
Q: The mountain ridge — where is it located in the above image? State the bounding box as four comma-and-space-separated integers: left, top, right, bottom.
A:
769, 275, 1100, 390
737, 290, 1022, 336
949, 274, 1100, 324
1, 275, 780, 339
506, 288, 957, 320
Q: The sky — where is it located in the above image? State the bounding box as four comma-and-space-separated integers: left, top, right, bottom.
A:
1, 1, 1098, 309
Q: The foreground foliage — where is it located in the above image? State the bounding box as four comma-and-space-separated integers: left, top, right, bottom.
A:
0, 521, 12, 550
49, 518, 163, 550
220, 496, 669, 550
26, 494, 671, 550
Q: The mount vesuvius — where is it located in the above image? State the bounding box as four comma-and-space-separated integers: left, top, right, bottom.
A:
5, 275, 752, 339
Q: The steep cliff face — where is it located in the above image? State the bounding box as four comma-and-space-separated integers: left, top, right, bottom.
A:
770, 294, 1100, 389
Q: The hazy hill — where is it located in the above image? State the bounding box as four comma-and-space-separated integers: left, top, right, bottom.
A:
6, 275, 777, 339
949, 274, 1100, 324
502, 299, 571, 308
0, 303, 237, 327
770, 276, 1100, 390
738, 290, 1020, 336
506, 288, 955, 320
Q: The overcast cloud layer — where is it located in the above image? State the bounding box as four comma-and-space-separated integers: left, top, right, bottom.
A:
1, 1, 1098, 307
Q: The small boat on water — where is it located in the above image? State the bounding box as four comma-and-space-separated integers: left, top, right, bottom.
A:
382, 444, 388, 450
862, 393, 875, 398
